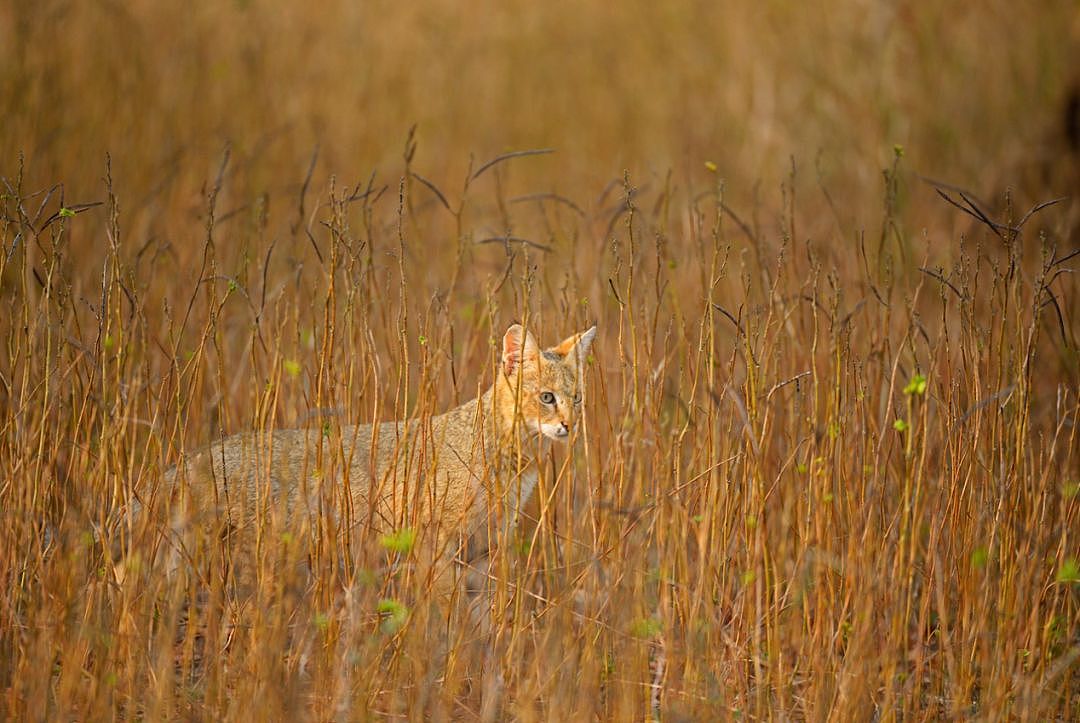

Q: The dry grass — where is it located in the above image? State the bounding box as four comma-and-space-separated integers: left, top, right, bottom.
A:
2, 1, 1079, 720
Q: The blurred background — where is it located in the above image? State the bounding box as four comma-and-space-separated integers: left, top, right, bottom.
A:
3, 0, 1079, 238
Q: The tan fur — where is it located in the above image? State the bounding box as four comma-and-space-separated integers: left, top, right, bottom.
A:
148, 324, 596, 589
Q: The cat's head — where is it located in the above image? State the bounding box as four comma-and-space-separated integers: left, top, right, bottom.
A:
499, 323, 596, 441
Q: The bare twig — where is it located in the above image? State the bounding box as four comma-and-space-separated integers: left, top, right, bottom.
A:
608, 278, 625, 307
957, 385, 1016, 426
935, 189, 1004, 239
918, 267, 963, 299
38, 201, 104, 232
1016, 196, 1066, 230
712, 303, 745, 337
471, 148, 554, 181
766, 371, 811, 403
475, 236, 552, 253
509, 192, 585, 217
409, 171, 452, 213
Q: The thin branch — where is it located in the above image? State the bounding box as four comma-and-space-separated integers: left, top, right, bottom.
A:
1042, 288, 1071, 349
475, 236, 552, 253
839, 298, 868, 326
693, 190, 757, 242
608, 278, 625, 307
766, 371, 811, 403
296, 145, 319, 227
409, 172, 452, 213
509, 192, 585, 217
712, 303, 745, 337
1051, 247, 1080, 269
471, 148, 554, 180
38, 201, 104, 232
917, 175, 991, 209
957, 384, 1016, 426
935, 189, 1004, 239
918, 266, 963, 299
1016, 196, 1067, 230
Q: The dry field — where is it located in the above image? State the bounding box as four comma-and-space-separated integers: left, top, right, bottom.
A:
2, 1, 1079, 719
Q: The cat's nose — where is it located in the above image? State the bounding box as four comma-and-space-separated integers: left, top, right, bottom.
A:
557, 423, 569, 437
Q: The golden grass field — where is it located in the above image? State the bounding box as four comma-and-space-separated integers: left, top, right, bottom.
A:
2, 1, 1079, 719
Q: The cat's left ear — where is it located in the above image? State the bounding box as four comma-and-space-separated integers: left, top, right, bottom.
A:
552, 326, 597, 364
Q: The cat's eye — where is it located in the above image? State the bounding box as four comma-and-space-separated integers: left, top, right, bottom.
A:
572, 393, 582, 405
539, 391, 556, 405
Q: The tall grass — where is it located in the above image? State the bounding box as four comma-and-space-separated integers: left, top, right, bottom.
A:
2, 0, 1079, 719
2, 146, 1077, 719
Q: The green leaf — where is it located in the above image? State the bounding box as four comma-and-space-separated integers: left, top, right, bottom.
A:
893, 418, 909, 432
59, 207, 76, 218
283, 359, 301, 378
903, 373, 927, 396
1056, 558, 1079, 584
630, 617, 662, 639
379, 527, 416, 555
970, 547, 988, 569
377, 598, 409, 633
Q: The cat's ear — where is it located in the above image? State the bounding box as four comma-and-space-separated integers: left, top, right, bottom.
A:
502, 324, 540, 377
552, 326, 597, 364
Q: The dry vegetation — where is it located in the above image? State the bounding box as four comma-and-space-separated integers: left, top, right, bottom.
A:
2, 1, 1079, 719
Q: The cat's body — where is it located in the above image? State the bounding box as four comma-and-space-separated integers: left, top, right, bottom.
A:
141, 324, 596, 586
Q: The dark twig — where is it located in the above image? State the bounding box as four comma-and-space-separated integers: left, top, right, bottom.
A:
475, 236, 552, 253
918, 267, 963, 299
935, 189, 1004, 240
693, 190, 758, 242
957, 385, 1015, 426
471, 148, 554, 181
38, 201, 104, 232
409, 172, 452, 213
917, 175, 991, 210
712, 303, 745, 337
346, 170, 387, 205
509, 192, 585, 217
839, 298, 868, 327
1041, 288, 1071, 348
766, 371, 811, 402
608, 278, 625, 307
1016, 197, 1066, 231
1050, 247, 1080, 269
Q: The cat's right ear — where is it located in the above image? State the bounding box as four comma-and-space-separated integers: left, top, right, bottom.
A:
502, 324, 539, 377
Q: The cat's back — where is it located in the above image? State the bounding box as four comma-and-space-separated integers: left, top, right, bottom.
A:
163, 400, 486, 536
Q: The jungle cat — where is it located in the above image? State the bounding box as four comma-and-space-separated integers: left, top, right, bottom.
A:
138, 324, 596, 592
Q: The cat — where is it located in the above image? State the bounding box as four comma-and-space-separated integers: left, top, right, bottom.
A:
126, 323, 597, 599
